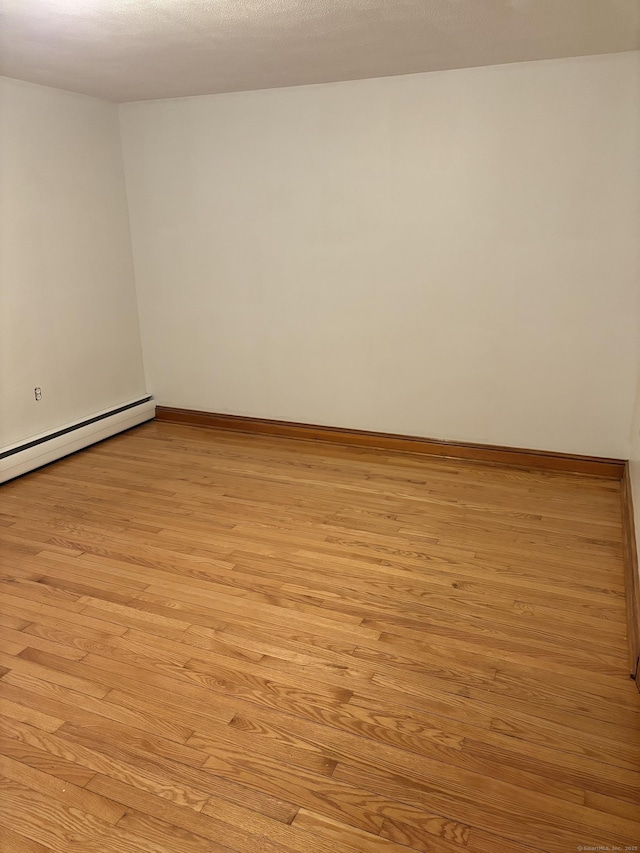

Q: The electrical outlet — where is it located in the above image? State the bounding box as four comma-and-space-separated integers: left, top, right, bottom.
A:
34, 387, 42, 401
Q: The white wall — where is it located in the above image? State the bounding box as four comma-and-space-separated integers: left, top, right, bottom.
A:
0, 76, 147, 449
120, 52, 640, 458
630, 370, 640, 553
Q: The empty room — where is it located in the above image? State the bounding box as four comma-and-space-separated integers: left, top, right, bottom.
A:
1, 1, 640, 851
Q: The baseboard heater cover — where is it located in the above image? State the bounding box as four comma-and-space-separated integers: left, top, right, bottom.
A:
0, 396, 155, 484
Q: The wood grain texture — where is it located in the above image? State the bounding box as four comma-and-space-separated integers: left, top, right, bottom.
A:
155, 406, 626, 478
0, 419, 638, 853
621, 462, 640, 681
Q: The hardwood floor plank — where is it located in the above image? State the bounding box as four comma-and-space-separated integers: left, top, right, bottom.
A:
199, 736, 471, 839
488, 710, 640, 771
0, 822, 53, 853
58, 721, 300, 824
334, 762, 640, 853
583, 790, 640, 823
0, 593, 129, 637
201, 747, 383, 834
0, 625, 87, 661
221, 702, 588, 806
0, 696, 64, 733
223, 714, 625, 840
105, 685, 234, 734
461, 827, 542, 853
88, 774, 346, 853
346, 693, 640, 800
291, 808, 462, 853
58, 720, 210, 769
458, 735, 640, 805
114, 811, 245, 853
0, 731, 97, 787
0, 716, 211, 811
187, 725, 338, 778
20, 645, 356, 724
379, 815, 469, 851
0, 672, 196, 745
0, 753, 123, 823
0, 421, 637, 853
0, 614, 31, 631
0, 649, 108, 699
0, 779, 176, 853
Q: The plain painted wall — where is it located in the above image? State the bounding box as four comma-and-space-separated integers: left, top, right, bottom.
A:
0, 76, 147, 449
121, 52, 640, 458
631, 371, 640, 559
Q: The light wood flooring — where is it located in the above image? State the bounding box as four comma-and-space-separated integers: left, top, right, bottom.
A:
0, 420, 639, 853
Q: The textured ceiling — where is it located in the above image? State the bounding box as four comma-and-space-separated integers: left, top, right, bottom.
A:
1, 0, 639, 102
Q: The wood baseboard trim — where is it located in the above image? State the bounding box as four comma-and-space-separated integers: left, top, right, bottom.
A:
154, 407, 625, 479
621, 463, 640, 681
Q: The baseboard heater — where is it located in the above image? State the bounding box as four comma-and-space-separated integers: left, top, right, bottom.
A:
0, 396, 155, 484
